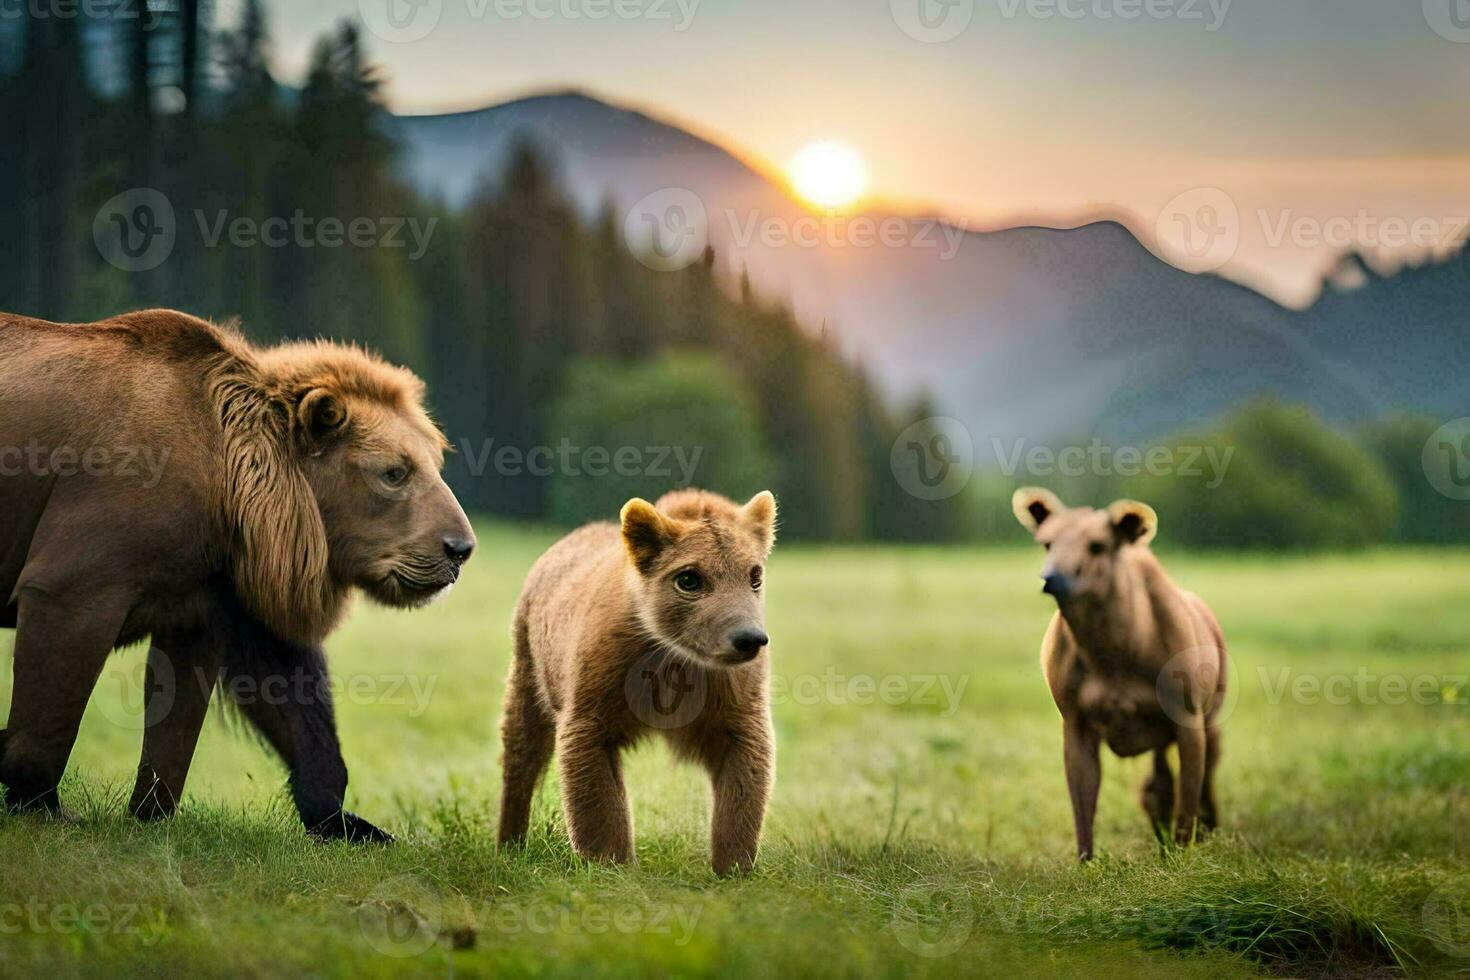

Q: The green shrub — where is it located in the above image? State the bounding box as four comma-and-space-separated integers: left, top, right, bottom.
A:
1358, 414, 1470, 544
544, 352, 774, 526
1130, 400, 1397, 550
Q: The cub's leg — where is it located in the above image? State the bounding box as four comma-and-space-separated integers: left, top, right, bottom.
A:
1173, 723, 1207, 845
497, 626, 555, 846
556, 720, 633, 864
129, 628, 225, 821
1, 586, 133, 814
1200, 725, 1222, 832
1062, 718, 1101, 861
220, 613, 391, 844
1140, 748, 1174, 846
700, 724, 774, 876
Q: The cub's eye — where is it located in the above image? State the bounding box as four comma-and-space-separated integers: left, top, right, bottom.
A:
750, 566, 764, 590
1088, 541, 1106, 556
1043, 542, 1052, 551
383, 465, 411, 487
673, 570, 703, 594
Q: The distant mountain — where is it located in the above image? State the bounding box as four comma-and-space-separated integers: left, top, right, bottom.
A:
389, 91, 1468, 456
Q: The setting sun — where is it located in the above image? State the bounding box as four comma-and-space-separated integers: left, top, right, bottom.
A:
788, 141, 868, 209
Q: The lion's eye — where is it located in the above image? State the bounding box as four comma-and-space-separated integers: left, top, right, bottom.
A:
383, 465, 410, 487
673, 570, 703, 594
1089, 541, 1106, 556
750, 566, 763, 590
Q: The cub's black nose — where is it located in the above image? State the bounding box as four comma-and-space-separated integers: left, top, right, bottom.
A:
730, 628, 769, 658
443, 536, 476, 564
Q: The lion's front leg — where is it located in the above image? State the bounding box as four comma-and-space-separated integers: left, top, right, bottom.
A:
130, 628, 225, 821
220, 613, 391, 844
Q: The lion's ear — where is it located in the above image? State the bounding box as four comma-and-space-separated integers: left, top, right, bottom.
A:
296, 388, 348, 451
621, 498, 673, 572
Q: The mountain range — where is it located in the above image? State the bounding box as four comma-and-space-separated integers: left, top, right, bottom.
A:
388, 91, 1468, 456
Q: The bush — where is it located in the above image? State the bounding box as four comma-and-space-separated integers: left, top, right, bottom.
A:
1129, 400, 1397, 550
1358, 414, 1470, 545
544, 352, 774, 526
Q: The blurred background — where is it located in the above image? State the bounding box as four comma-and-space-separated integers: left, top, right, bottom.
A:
1, 0, 1467, 549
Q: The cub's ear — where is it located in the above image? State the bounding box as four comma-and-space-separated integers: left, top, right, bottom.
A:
1012, 487, 1063, 533
296, 388, 348, 452
741, 490, 778, 556
621, 498, 672, 572
1108, 499, 1158, 545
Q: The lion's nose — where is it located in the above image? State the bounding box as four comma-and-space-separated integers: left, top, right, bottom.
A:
443, 535, 475, 564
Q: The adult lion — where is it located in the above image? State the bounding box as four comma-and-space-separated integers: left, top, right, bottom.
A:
0, 309, 476, 842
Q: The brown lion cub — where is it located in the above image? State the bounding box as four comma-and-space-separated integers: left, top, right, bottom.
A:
1013, 488, 1227, 861
498, 489, 778, 875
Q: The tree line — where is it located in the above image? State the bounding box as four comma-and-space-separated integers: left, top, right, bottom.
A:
0, 3, 970, 541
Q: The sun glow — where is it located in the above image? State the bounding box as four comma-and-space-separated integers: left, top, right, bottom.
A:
788, 141, 868, 210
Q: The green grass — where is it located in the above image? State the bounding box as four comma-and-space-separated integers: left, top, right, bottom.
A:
2, 526, 1468, 977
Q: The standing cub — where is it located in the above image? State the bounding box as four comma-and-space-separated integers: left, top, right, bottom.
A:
498, 489, 778, 875
1013, 488, 1227, 861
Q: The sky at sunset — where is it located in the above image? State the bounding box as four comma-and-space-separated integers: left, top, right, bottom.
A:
239, 0, 1470, 306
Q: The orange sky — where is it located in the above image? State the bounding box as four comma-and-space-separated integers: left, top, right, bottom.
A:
246, 0, 1470, 307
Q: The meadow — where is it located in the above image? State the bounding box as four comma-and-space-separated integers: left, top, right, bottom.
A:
0, 525, 1467, 978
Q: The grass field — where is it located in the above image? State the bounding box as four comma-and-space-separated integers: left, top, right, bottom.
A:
1, 525, 1467, 977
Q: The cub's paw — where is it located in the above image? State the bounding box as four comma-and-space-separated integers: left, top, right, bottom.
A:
308, 810, 395, 845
